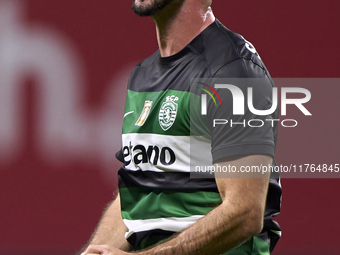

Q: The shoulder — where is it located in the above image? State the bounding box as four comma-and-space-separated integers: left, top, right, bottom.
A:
130, 50, 160, 71
127, 50, 160, 91
192, 19, 270, 78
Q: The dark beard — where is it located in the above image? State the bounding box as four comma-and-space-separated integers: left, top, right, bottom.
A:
132, 0, 175, 17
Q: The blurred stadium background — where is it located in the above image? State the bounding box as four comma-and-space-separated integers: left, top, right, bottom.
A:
0, 0, 339, 254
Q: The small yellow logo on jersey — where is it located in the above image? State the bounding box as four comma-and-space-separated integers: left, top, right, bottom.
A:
135, 100, 153, 126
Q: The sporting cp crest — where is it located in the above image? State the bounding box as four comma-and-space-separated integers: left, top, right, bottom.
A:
159, 95, 178, 131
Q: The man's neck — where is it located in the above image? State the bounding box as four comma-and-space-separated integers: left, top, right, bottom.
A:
152, 0, 215, 57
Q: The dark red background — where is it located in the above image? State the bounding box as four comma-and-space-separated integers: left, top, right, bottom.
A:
0, 0, 339, 254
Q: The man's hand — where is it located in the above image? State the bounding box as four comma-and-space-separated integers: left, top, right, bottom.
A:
81, 244, 129, 255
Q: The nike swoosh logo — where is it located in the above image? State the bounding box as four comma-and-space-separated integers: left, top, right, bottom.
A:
124, 111, 134, 118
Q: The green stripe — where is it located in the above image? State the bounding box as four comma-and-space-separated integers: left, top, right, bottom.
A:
123, 89, 199, 136
120, 187, 222, 220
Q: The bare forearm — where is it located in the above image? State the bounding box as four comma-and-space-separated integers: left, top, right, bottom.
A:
137, 156, 271, 255
137, 201, 260, 255
81, 193, 132, 252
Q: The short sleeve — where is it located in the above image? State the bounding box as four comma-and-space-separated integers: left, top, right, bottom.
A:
206, 58, 278, 163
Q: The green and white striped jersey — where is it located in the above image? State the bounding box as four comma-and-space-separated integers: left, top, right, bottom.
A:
116, 19, 281, 253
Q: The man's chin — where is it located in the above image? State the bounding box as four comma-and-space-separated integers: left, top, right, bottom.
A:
132, 0, 174, 17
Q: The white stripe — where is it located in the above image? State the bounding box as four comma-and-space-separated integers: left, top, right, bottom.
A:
122, 133, 212, 172
123, 215, 204, 239
124, 111, 134, 118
